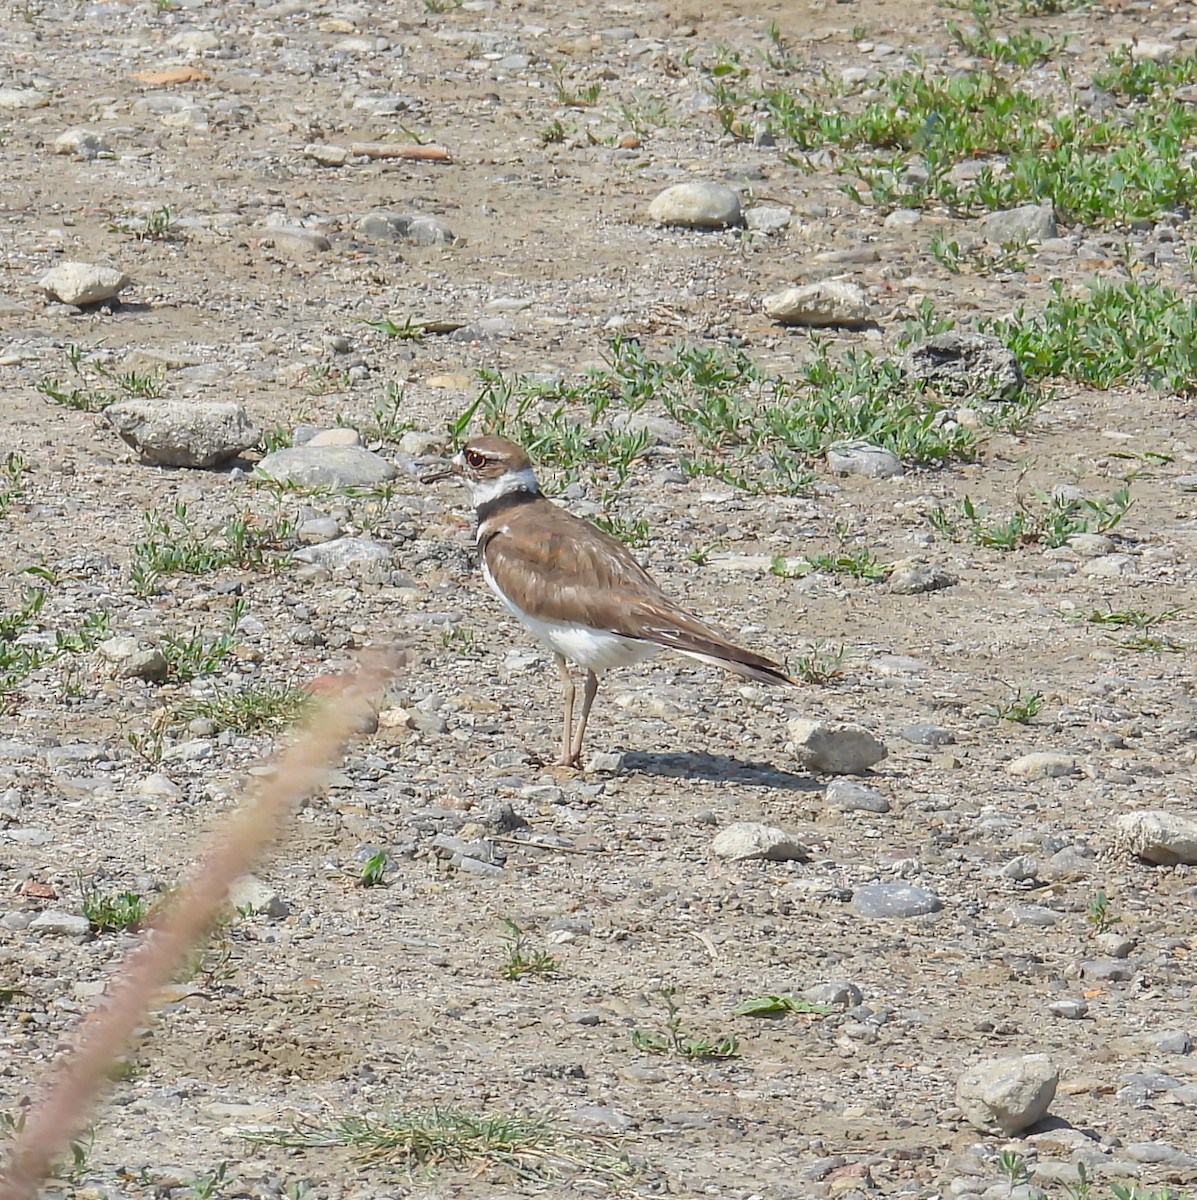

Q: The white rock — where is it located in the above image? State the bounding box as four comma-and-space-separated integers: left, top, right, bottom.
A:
30, 910, 92, 938
763, 281, 869, 327
398, 430, 445, 456
1113, 810, 1197, 866
228, 874, 289, 918
0, 87, 49, 110
711, 822, 810, 862
304, 143, 351, 167
1082, 553, 1136, 577
168, 29, 221, 52
648, 181, 742, 229
136, 773, 182, 798
96, 637, 168, 681
53, 128, 110, 159
106, 399, 259, 468
294, 537, 393, 569
1066, 532, 1116, 557
979, 202, 1057, 244
37, 262, 130, 306
744, 204, 792, 235
826, 441, 903, 479
888, 560, 954, 595
956, 1054, 1059, 1135
257, 445, 397, 489
1008, 752, 1077, 779
307, 427, 362, 448
787, 719, 887, 774
1130, 39, 1175, 62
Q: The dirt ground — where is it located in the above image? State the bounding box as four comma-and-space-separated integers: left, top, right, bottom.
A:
3, 0, 1197, 1196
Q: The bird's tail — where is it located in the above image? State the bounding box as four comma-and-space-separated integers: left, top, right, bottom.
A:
634, 608, 797, 686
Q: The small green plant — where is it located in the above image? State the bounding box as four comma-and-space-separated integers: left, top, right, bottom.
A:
37, 347, 165, 412
439, 625, 478, 655
733, 993, 834, 1017
82, 886, 148, 934
0, 453, 26, 519
549, 62, 601, 107
928, 487, 1132, 551
243, 1108, 630, 1180
0, 582, 110, 699
631, 985, 739, 1059
539, 118, 566, 144
789, 641, 847, 685
1087, 890, 1121, 935
367, 315, 426, 341
160, 599, 245, 683
499, 918, 560, 980
112, 204, 178, 241
183, 1163, 230, 1200
359, 851, 388, 888
1081, 606, 1183, 653
170, 682, 312, 735
803, 545, 889, 582
997, 1149, 1032, 1186
985, 688, 1043, 724
931, 233, 1029, 275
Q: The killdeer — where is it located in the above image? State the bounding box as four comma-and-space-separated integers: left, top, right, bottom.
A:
429, 435, 795, 767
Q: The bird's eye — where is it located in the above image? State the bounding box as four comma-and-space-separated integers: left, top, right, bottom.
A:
465, 449, 487, 469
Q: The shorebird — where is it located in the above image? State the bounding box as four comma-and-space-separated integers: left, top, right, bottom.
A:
429, 435, 795, 766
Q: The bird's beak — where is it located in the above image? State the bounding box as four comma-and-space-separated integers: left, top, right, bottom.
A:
421, 452, 463, 484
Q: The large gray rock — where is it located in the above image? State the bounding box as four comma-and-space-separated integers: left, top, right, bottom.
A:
711, 822, 810, 862
106, 399, 259, 467
787, 719, 887, 774
256, 445, 397, 489
29, 910, 92, 938
902, 331, 1023, 401
648, 181, 742, 229
979, 202, 1057, 244
37, 262, 130, 306
852, 884, 942, 919
294, 536, 393, 570
956, 1054, 1059, 1134
826, 441, 903, 479
1007, 752, 1076, 780
763, 281, 869, 328
1113, 810, 1197, 865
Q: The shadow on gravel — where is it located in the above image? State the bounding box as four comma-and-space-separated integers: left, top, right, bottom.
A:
619, 750, 822, 791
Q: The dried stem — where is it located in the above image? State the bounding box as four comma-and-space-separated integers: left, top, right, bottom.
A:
0, 646, 403, 1200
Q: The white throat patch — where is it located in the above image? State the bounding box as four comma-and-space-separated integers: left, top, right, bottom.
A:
468, 467, 539, 507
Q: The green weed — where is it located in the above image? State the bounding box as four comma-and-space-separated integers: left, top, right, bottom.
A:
928, 487, 1131, 550
0, 584, 110, 698
499, 918, 561, 980
161, 599, 245, 683
0, 453, 26, 519
37, 346, 165, 412
1087, 890, 1120, 935
82, 886, 148, 933
359, 851, 388, 888
985, 687, 1043, 723
788, 641, 848, 685
733, 993, 834, 1017
367, 315, 426, 341
631, 985, 739, 1059
170, 682, 311, 734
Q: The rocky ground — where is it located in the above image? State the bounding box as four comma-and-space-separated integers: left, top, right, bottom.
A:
4, 0, 1197, 1196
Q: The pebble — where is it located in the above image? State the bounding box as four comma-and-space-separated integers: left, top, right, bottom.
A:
227, 874, 288, 918
1048, 999, 1089, 1019
825, 779, 891, 813
979, 202, 1057, 244
45, 742, 109, 770
0, 87, 50, 110
804, 981, 863, 1007
137, 773, 182, 798
1001, 855, 1039, 882
294, 537, 393, 571
571, 1104, 637, 1132
1082, 553, 1136, 577
956, 1053, 1059, 1135
889, 559, 955, 594
29, 910, 92, 938
1113, 809, 1197, 865
710, 821, 810, 862
763, 281, 869, 328
106, 399, 260, 468
1066, 532, 1116, 557
397, 430, 445, 456
256, 445, 397, 489
744, 204, 792, 234
826, 441, 903, 479
902, 331, 1024, 401
787, 719, 887, 774
297, 516, 341, 543
307, 427, 362, 448
851, 884, 942, 919
37, 262, 130, 306
900, 723, 955, 747
1007, 752, 1076, 780
648, 181, 742, 228
1129, 39, 1176, 62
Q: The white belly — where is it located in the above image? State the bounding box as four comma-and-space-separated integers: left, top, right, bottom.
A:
482, 560, 659, 673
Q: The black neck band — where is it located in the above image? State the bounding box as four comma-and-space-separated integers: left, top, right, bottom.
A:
476, 489, 540, 525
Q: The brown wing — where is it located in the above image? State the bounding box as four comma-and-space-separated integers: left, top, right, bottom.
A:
483, 501, 794, 685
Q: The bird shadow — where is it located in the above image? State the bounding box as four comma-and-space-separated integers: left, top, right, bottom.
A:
616, 749, 822, 791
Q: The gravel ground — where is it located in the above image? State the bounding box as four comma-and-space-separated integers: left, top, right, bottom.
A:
3, 0, 1197, 1197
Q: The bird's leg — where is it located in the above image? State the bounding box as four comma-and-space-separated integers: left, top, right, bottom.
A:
554, 654, 576, 767
567, 670, 601, 767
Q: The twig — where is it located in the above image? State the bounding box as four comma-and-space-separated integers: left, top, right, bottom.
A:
347, 142, 452, 162
0, 647, 403, 1200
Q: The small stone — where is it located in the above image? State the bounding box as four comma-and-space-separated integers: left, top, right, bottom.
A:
227, 874, 288, 918
711, 822, 810, 862
825, 779, 890, 813
408, 216, 457, 246
648, 181, 742, 228
305, 143, 350, 167
1048, 999, 1089, 1019
956, 1054, 1058, 1135
45, 743, 108, 770
29, 911, 92, 938
53, 128, 110, 159
397, 430, 445, 456
1082, 553, 1136, 577
1008, 752, 1076, 779
585, 751, 625, 773
307, 427, 362, 448
169, 29, 221, 52
852, 883, 942, 919
804, 981, 863, 1007
884, 208, 922, 228
1113, 810, 1197, 866
294, 537, 393, 571
106, 399, 259, 468
260, 225, 330, 256
763, 281, 869, 328
37, 262, 130, 306
1066, 532, 1116, 557
979, 202, 1057, 244
900, 723, 954, 747
0, 87, 50, 109
297, 516, 341, 543
889, 560, 955, 594
1006, 905, 1061, 927
1129, 39, 1175, 63
136, 773, 182, 798
97, 637, 169, 681
826, 441, 903, 479
256, 445, 397, 489
902, 331, 1024, 401
1001, 855, 1039, 882
744, 204, 792, 234
787, 719, 887, 774
1094, 932, 1133, 958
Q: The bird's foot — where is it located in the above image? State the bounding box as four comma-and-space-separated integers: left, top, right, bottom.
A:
553, 751, 583, 769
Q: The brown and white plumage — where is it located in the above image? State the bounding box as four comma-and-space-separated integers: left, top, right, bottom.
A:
432, 435, 795, 766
